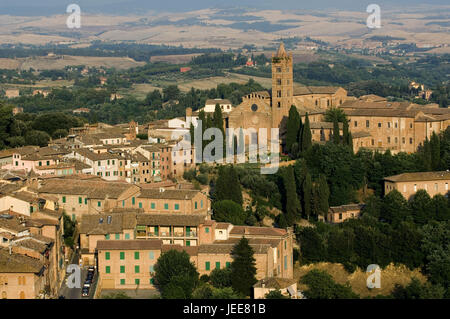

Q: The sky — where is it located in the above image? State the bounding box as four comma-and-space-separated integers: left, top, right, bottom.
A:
0, 0, 448, 16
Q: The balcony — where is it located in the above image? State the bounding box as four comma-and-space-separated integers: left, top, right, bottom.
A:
173, 231, 184, 237
186, 232, 197, 238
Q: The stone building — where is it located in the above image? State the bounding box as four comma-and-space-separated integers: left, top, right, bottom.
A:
384, 171, 450, 199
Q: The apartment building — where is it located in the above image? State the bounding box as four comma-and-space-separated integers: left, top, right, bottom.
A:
384, 171, 450, 199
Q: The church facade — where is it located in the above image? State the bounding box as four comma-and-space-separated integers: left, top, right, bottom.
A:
226, 43, 348, 145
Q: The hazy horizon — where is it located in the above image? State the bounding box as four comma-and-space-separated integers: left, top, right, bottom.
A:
0, 0, 449, 16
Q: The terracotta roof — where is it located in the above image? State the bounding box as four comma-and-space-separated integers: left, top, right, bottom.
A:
205, 99, 231, 105
215, 222, 231, 229
137, 188, 200, 200
136, 214, 207, 227
352, 131, 372, 138
73, 149, 123, 161
10, 191, 38, 203
0, 215, 28, 233
0, 248, 45, 273
310, 122, 343, 129
38, 179, 136, 198
384, 171, 450, 182
97, 239, 162, 250
254, 277, 297, 289
329, 204, 364, 213
229, 225, 287, 237
80, 212, 138, 235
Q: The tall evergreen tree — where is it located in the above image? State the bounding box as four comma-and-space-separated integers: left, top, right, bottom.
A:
333, 117, 340, 144
230, 237, 257, 297
286, 105, 300, 154
303, 172, 313, 218
301, 113, 312, 152
214, 165, 243, 205
283, 166, 301, 225
316, 175, 330, 217
430, 132, 441, 170
343, 119, 350, 147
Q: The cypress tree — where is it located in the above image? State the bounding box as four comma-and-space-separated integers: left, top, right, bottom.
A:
286, 105, 300, 154
189, 122, 195, 145
283, 166, 301, 225
230, 237, 257, 296
430, 132, 441, 170
316, 175, 330, 217
301, 113, 312, 152
213, 104, 225, 157
422, 137, 432, 171
333, 117, 340, 144
228, 165, 243, 206
343, 119, 350, 147
303, 172, 313, 218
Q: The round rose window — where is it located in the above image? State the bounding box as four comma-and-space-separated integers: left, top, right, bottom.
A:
251, 104, 258, 112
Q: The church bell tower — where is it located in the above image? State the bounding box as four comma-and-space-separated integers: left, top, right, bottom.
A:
271, 42, 294, 130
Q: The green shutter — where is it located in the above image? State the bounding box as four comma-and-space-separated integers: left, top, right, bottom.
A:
120, 252, 125, 260
175, 204, 179, 210
151, 203, 155, 209
115, 233, 120, 240
105, 234, 110, 240
62, 196, 66, 203
105, 266, 110, 274
120, 266, 125, 273
78, 197, 82, 204
226, 262, 231, 268
164, 203, 168, 210
205, 227, 209, 234
125, 233, 130, 240
134, 252, 139, 260
135, 265, 140, 273
215, 262, 220, 269
84, 198, 87, 205
105, 252, 110, 260
205, 262, 210, 271
135, 279, 140, 285
120, 279, 125, 285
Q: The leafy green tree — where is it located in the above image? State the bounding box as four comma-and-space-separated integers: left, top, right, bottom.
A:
211, 287, 241, 299
296, 227, 327, 263
381, 189, 409, 224
409, 190, 433, 225
391, 278, 445, 299
312, 175, 330, 217
301, 269, 359, 299
230, 237, 257, 297
154, 250, 199, 299
213, 200, 246, 225
24, 130, 50, 147
265, 290, 289, 299
210, 268, 232, 289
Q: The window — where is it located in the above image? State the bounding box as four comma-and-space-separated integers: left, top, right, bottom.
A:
366, 120, 370, 128
120, 279, 125, 285
134, 252, 140, 260
78, 197, 82, 204
125, 233, 130, 240
215, 262, 220, 269
115, 234, 120, 240
226, 262, 231, 268
97, 201, 101, 207
105, 252, 110, 260
105, 234, 110, 240
409, 138, 413, 144
150, 278, 154, 284
388, 122, 391, 128
120, 252, 125, 260
339, 213, 343, 220
354, 121, 357, 127
414, 184, 417, 192
387, 137, 391, 144
201, 200, 203, 208
135, 279, 140, 285
194, 202, 198, 209
205, 227, 209, 234
150, 265, 154, 273
446, 183, 449, 191
120, 266, 125, 273
174, 204, 179, 210
84, 198, 87, 205
164, 203, 169, 210
135, 265, 140, 273
402, 137, 406, 144
132, 197, 135, 205
139, 202, 142, 209
151, 203, 155, 209
106, 266, 110, 274
284, 255, 288, 270
205, 262, 210, 271
149, 251, 154, 260
378, 123, 382, 128
62, 196, 66, 203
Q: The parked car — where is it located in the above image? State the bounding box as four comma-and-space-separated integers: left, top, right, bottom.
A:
83, 282, 91, 288
88, 266, 95, 272
81, 288, 89, 297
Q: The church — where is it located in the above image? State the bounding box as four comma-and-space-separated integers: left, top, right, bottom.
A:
226, 42, 348, 146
